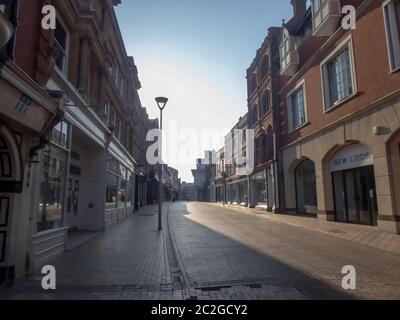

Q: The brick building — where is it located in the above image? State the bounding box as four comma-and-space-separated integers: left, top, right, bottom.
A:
0, 0, 169, 286
278, 0, 400, 234
246, 27, 282, 211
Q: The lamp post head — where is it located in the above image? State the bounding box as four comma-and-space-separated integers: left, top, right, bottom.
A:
155, 97, 168, 111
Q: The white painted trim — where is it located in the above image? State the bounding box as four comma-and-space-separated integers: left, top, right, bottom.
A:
320, 34, 358, 112
53, 15, 70, 76
287, 79, 308, 134
382, 0, 400, 72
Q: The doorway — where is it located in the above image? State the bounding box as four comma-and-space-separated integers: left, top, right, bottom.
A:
333, 165, 378, 226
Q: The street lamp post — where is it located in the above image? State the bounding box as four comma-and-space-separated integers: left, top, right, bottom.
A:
155, 97, 168, 231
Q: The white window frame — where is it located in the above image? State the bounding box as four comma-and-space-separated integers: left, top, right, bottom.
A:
382, 0, 400, 73
53, 16, 70, 76
280, 31, 290, 70
287, 80, 308, 133
320, 35, 358, 112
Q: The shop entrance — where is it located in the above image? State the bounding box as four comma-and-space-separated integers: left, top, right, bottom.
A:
333, 166, 378, 226
330, 144, 377, 226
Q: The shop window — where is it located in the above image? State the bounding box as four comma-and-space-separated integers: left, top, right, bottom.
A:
321, 39, 356, 110
106, 172, 118, 209
295, 160, 317, 214
106, 156, 133, 209
37, 145, 67, 232
383, 0, 400, 71
288, 83, 307, 132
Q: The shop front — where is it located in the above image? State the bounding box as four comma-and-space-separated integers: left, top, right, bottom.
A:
330, 144, 378, 226
227, 177, 248, 206
251, 171, 267, 208
105, 154, 135, 226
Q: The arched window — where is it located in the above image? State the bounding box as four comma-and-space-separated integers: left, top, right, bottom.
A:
295, 159, 317, 214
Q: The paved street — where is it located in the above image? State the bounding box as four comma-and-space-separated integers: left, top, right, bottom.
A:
1, 202, 400, 300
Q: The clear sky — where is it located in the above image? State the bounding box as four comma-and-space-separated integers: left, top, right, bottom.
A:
115, 0, 294, 182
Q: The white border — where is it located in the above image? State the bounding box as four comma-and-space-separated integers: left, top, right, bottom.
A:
320, 34, 358, 112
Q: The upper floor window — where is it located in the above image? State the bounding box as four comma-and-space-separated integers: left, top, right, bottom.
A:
288, 83, 307, 132
249, 104, 258, 127
54, 19, 69, 74
383, 0, 400, 71
249, 74, 257, 95
280, 30, 299, 76
260, 55, 269, 79
311, 0, 341, 37
260, 90, 270, 116
321, 38, 356, 110
280, 32, 290, 61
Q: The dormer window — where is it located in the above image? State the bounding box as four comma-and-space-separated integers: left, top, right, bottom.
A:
280, 30, 299, 76
312, 0, 341, 37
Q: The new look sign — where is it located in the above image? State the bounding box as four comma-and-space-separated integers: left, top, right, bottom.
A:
330, 144, 374, 172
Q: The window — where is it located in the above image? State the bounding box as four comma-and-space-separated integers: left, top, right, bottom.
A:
106, 156, 133, 209
288, 84, 307, 132
260, 56, 269, 78
248, 74, 257, 95
250, 105, 258, 127
50, 121, 69, 148
37, 145, 67, 232
383, 0, 400, 71
54, 19, 68, 73
321, 40, 355, 110
312, 0, 326, 15
260, 90, 270, 116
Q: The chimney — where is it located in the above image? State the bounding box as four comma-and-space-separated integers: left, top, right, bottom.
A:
291, 0, 307, 20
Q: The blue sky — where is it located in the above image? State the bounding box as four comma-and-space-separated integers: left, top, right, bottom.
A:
115, 0, 294, 182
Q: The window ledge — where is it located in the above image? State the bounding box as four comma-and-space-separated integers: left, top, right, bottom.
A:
323, 92, 359, 113
288, 121, 310, 135
390, 66, 400, 74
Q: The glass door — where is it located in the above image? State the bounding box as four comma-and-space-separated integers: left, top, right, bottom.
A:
344, 170, 359, 223
333, 166, 378, 226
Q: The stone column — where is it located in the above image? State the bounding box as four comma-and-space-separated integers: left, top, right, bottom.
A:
373, 135, 400, 234
316, 162, 335, 221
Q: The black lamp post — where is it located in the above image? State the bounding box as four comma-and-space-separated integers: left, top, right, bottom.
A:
155, 97, 168, 231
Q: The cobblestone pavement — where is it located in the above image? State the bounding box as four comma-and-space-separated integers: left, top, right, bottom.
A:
1, 202, 399, 300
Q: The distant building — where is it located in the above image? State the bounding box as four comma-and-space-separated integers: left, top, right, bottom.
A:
191, 152, 213, 202
180, 182, 197, 201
